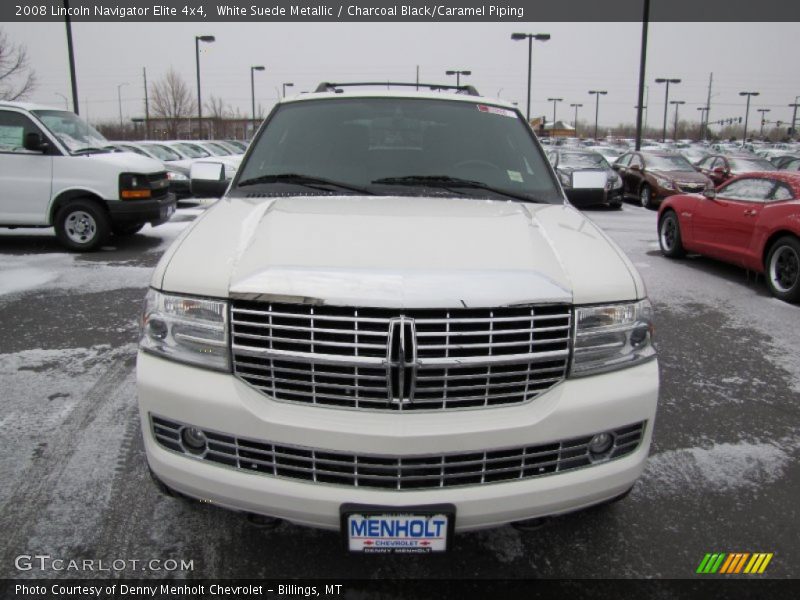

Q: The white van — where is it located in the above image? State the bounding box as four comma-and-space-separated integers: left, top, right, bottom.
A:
0, 102, 176, 251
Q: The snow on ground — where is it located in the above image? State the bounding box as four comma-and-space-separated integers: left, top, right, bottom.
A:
634, 434, 799, 498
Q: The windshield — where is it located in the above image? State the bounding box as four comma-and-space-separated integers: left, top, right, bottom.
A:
203, 142, 232, 156
172, 142, 211, 159
728, 157, 775, 172
644, 154, 694, 171
237, 97, 562, 203
32, 110, 108, 153
559, 152, 610, 169
140, 143, 182, 162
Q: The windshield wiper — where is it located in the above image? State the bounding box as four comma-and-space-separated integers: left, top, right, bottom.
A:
237, 173, 374, 195
71, 146, 112, 155
371, 175, 546, 203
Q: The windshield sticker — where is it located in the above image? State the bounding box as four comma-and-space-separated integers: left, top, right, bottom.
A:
477, 104, 516, 118
507, 170, 524, 182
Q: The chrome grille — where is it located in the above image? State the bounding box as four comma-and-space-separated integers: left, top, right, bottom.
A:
152, 415, 645, 490
231, 302, 572, 411
677, 182, 705, 193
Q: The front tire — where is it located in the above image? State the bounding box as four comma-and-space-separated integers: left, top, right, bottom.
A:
639, 184, 654, 209
766, 236, 800, 303
659, 211, 686, 258
54, 200, 111, 252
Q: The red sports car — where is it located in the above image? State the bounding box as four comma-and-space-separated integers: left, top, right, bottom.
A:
657, 172, 800, 302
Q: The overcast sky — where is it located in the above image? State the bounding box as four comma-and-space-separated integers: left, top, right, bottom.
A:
4, 21, 799, 133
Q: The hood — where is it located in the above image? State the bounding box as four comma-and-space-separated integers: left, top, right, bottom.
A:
77, 151, 164, 173
651, 169, 709, 183
156, 195, 642, 307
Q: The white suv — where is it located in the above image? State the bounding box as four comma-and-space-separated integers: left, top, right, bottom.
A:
138, 84, 658, 553
0, 102, 176, 250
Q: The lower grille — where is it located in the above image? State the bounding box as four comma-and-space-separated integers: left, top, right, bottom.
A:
151, 415, 645, 491
677, 182, 705, 193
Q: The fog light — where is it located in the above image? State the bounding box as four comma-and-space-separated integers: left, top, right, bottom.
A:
181, 427, 207, 454
589, 432, 613, 455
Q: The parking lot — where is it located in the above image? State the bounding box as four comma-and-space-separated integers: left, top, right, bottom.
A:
1, 200, 798, 580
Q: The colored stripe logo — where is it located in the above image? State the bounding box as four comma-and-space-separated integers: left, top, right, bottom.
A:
696, 553, 773, 574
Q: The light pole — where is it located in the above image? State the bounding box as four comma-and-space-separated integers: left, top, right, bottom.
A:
787, 101, 799, 139
739, 91, 759, 145
511, 32, 550, 122
54, 92, 69, 109
117, 82, 128, 128
697, 106, 709, 141
588, 90, 607, 140
282, 82, 294, 98
547, 97, 563, 130
445, 70, 471, 87
655, 78, 681, 143
250, 65, 265, 133
670, 100, 685, 141
195, 34, 215, 139
570, 103, 583, 137
757, 108, 771, 137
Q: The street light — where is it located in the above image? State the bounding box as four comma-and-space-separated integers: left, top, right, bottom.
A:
547, 97, 563, 130
655, 78, 681, 142
790, 101, 800, 139
195, 34, 215, 139
282, 82, 294, 98
570, 103, 583, 137
117, 82, 128, 128
670, 100, 685, 141
697, 106, 709, 141
588, 90, 607, 140
739, 91, 760, 145
511, 32, 550, 122
445, 70, 471, 87
757, 108, 771, 137
250, 65, 265, 133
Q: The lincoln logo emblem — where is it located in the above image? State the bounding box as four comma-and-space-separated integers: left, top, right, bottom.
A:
386, 317, 417, 404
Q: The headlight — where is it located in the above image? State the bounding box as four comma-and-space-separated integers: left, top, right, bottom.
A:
606, 173, 623, 190
558, 170, 572, 188
653, 176, 674, 191
167, 171, 189, 181
119, 172, 152, 199
570, 299, 655, 377
140, 289, 230, 371
224, 165, 237, 179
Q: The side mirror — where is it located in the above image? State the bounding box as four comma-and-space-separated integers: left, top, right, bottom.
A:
712, 166, 726, 174
190, 161, 229, 198
23, 132, 49, 153
702, 189, 716, 199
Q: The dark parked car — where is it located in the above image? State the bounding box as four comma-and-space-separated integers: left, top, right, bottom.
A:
658, 172, 800, 303
547, 149, 623, 208
695, 153, 775, 186
614, 151, 712, 209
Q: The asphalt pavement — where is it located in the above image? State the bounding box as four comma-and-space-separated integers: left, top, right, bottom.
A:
0, 201, 798, 580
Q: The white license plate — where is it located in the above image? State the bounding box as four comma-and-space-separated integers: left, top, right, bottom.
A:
343, 507, 453, 554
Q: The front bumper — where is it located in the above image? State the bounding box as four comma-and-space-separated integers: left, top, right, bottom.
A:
137, 352, 658, 532
566, 188, 623, 207
106, 193, 177, 227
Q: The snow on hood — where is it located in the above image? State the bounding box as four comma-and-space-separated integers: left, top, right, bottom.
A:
156, 195, 642, 306
76, 151, 164, 173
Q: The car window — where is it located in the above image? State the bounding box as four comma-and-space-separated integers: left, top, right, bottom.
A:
616, 153, 631, 167
697, 157, 712, 168
629, 154, 643, 169
0, 110, 47, 154
238, 97, 562, 203
770, 183, 793, 201
119, 144, 149, 157
728, 157, 775, 172
717, 178, 774, 202
31, 109, 109, 153
782, 159, 800, 171
644, 154, 693, 171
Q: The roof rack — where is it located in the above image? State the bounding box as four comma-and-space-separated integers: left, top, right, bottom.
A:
314, 81, 481, 97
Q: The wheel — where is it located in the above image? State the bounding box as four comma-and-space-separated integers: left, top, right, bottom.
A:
54, 200, 110, 252
658, 211, 686, 258
609, 200, 623, 210
112, 222, 145, 236
765, 236, 800, 303
639, 184, 654, 209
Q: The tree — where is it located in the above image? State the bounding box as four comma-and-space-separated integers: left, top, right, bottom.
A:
204, 94, 229, 138
0, 28, 36, 100
151, 67, 195, 138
